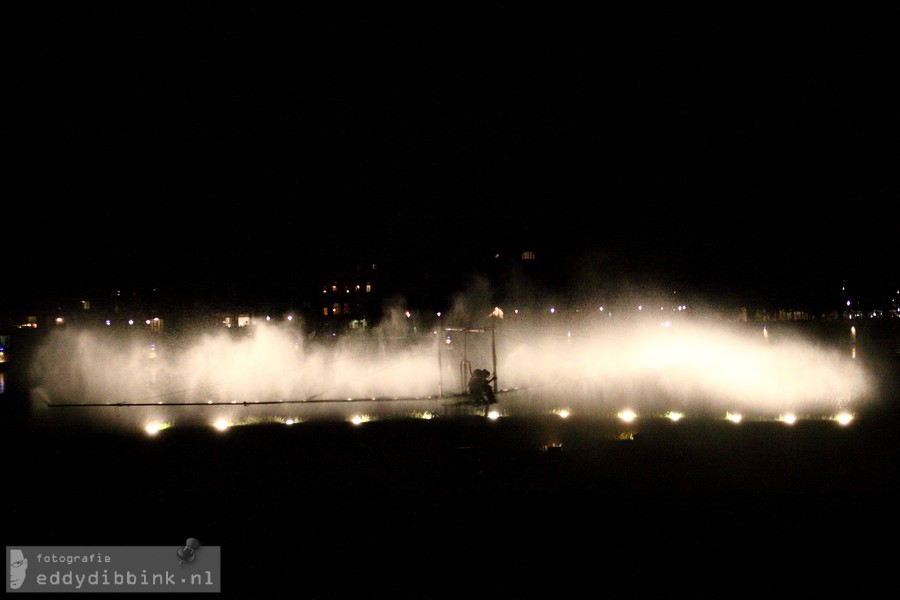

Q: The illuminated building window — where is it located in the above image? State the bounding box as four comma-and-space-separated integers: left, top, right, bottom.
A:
332, 284, 338, 292
322, 307, 329, 317
366, 282, 372, 293
333, 303, 341, 315
522, 251, 536, 260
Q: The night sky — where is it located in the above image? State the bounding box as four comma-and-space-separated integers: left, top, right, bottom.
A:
6, 5, 897, 311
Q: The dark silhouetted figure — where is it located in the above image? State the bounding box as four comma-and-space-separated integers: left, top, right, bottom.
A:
468, 368, 496, 405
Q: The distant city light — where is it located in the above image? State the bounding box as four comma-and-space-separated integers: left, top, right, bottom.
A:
487, 410, 500, 420
213, 419, 230, 432
779, 413, 797, 425
726, 412, 742, 424
666, 411, 684, 422
553, 408, 570, 419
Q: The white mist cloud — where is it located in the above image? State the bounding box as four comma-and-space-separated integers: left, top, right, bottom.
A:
27, 308, 873, 431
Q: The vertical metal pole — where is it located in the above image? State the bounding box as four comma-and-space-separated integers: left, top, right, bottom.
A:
491, 325, 498, 393
460, 330, 469, 394
437, 323, 443, 399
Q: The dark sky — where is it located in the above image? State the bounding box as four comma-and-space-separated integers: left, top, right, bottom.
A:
5, 5, 898, 309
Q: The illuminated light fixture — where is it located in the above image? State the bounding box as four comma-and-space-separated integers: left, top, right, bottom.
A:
835, 412, 854, 426
284, 418, 295, 425
550, 307, 556, 314
618, 409, 637, 423
144, 421, 170, 436
726, 412, 742, 424
780, 413, 797, 425
487, 410, 500, 420
128, 319, 134, 325
213, 419, 230, 432
350, 414, 373, 425
490, 307, 504, 319
666, 411, 684, 422
55, 317, 64, 324
553, 408, 571, 419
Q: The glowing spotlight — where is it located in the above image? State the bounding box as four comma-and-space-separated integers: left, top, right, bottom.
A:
144, 421, 170, 436
553, 408, 571, 419
835, 411, 854, 426
617, 409, 637, 423
725, 412, 742, 424
666, 411, 684, 422
284, 418, 295, 426
213, 419, 231, 432
487, 410, 500, 420
350, 414, 373, 426
779, 413, 797, 425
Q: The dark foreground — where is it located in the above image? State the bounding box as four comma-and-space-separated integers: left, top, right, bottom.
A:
5, 405, 900, 599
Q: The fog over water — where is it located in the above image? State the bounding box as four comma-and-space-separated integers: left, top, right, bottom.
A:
26, 293, 874, 432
